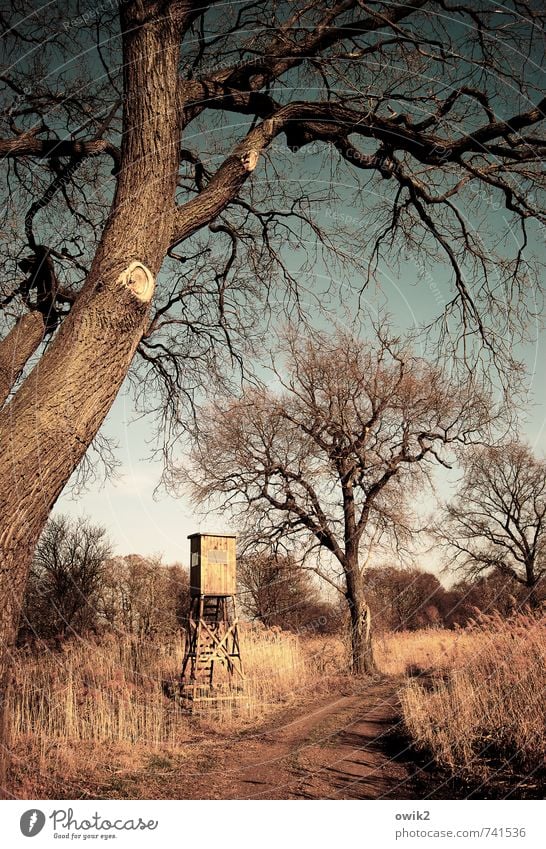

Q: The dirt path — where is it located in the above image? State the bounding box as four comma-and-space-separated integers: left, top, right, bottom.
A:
186, 679, 415, 800
41, 678, 417, 800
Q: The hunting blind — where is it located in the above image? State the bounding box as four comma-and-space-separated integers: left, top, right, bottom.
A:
189, 533, 237, 596
181, 533, 244, 702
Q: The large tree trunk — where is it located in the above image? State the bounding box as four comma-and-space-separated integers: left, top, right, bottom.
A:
0, 311, 45, 406
525, 573, 541, 610
346, 566, 376, 675
0, 3, 189, 787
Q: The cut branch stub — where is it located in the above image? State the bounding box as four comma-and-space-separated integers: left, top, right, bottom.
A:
240, 149, 260, 172
116, 261, 155, 303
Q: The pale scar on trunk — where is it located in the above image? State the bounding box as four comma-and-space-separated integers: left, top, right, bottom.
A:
240, 149, 260, 172
116, 261, 155, 302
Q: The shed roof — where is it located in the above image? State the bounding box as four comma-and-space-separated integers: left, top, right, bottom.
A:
187, 532, 237, 539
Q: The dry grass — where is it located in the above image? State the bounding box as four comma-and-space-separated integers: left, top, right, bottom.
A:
9, 611, 544, 797
375, 628, 461, 676
7, 624, 326, 797
8, 624, 315, 750
4, 629, 350, 799
397, 611, 546, 780
301, 628, 477, 679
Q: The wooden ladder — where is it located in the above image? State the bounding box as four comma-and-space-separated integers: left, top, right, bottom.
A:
180, 594, 244, 701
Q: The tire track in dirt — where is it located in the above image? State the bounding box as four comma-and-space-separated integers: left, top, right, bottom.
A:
204, 679, 415, 799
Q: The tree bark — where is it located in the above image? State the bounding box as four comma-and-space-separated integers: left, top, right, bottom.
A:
346, 565, 376, 675
0, 4, 187, 770
0, 312, 45, 407
525, 571, 541, 610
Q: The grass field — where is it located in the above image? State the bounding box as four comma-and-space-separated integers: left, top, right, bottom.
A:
398, 611, 546, 783
6, 611, 545, 797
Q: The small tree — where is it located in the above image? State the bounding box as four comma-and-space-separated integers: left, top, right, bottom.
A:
20, 515, 111, 641
439, 442, 546, 608
185, 329, 492, 673
447, 571, 522, 625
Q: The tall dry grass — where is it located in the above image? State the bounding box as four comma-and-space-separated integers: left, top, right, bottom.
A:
7, 625, 346, 797
398, 610, 546, 780
10, 610, 544, 796
375, 628, 461, 676
8, 624, 313, 751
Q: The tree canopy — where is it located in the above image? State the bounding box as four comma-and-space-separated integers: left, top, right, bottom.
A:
1, 1, 545, 440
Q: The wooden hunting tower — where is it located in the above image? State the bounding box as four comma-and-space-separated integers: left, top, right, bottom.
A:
181, 533, 244, 701
189, 533, 237, 597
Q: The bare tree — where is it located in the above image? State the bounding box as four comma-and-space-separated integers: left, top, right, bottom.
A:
238, 550, 323, 630
184, 329, 494, 673
366, 566, 446, 632
438, 442, 546, 608
100, 555, 190, 636
0, 0, 545, 715
19, 515, 111, 641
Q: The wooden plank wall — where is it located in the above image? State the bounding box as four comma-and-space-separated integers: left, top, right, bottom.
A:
190, 535, 236, 596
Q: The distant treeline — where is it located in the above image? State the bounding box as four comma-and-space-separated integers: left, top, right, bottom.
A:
18, 516, 544, 646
